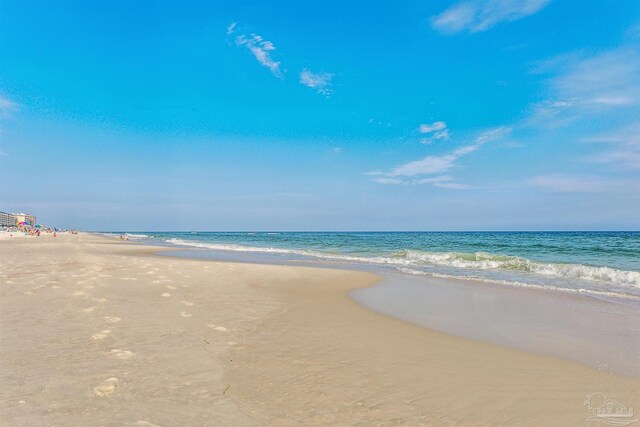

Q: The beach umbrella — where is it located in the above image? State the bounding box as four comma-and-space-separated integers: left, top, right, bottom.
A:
35, 224, 45, 228
18, 221, 31, 226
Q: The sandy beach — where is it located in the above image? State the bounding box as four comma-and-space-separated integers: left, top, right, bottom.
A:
1, 234, 639, 426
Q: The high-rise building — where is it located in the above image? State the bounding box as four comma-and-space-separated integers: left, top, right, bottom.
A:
0, 212, 37, 227
0, 211, 18, 227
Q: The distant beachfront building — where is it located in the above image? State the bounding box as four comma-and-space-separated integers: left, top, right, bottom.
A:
0, 212, 37, 226
14, 213, 37, 225
0, 211, 16, 226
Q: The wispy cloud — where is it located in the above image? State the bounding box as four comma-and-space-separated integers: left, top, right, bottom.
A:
419, 121, 450, 144
552, 49, 640, 108
415, 175, 474, 189
528, 47, 640, 127
392, 127, 509, 176
419, 121, 447, 133
229, 25, 335, 89
0, 95, 18, 116
300, 69, 334, 95
583, 123, 640, 170
390, 154, 457, 177
370, 127, 509, 189
234, 30, 282, 77
522, 42, 640, 189
431, 0, 550, 34
372, 177, 403, 185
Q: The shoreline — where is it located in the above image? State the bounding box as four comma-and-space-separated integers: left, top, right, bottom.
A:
1, 233, 639, 425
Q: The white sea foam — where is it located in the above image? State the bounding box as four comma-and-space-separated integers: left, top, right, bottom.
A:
395, 267, 640, 301
402, 250, 640, 288
126, 233, 149, 239
98, 232, 149, 240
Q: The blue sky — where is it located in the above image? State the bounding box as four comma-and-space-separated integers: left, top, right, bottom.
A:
1, 0, 639, 230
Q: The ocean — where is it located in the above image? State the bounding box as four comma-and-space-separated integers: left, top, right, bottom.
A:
111, 231, 640, 302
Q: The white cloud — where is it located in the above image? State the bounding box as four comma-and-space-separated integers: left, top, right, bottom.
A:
583, 123, 640, 170
414, 175, 472, 189
391, 154, 457, 176
0, 96, 18, 115
419, 121, 447, 133
300, 69, 334, 95
431, 0, 550, 34
521, 45, 640, 191
391, 127, 508, 177
370, 127, 510, 188
531, 174, 640, 193
373, 177, 403, 185
421, 131, 450, 145
226, 22, 237, 35
235, 33, 282, 77
528, 47, 640, 127
419, 121, 450, 144
415, 175, 454, 185
552, 49, 640, 109
332, 147, 342, 154
433, 182, 474, 190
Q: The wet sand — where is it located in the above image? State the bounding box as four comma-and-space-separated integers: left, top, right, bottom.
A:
1, 234, 638, 426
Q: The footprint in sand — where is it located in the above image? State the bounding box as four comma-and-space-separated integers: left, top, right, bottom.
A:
92, 297, 107, 303
73, 291, 85, 297
51, 285, 61, 289
135, 421, 163, 427
207, 324, 228, 332
23, 291, 33, 295
82, 307, 96, 313
92, 377, 118, 397
104, 316, 121, 324
181, 301, 194, 306
109, 349, 135, 359
161, 293, 171, 297
92, 329, 111, 340
180, 311, 192, 318
165, 285, 177, 290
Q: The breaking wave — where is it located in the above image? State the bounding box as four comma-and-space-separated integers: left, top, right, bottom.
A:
164, 238, 640, 291
402, 250, 640, 289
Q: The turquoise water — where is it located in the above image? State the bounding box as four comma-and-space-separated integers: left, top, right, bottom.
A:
117, 231, 640, 300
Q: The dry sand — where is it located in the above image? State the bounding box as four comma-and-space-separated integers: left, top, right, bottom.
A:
1, 234, 638, 426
